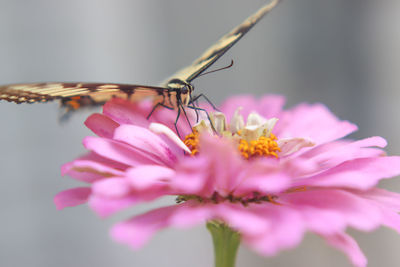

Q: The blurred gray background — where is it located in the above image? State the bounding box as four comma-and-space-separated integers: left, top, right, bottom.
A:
1, 0, 400, 266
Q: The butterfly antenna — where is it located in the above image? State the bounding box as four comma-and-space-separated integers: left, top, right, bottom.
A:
198, 60, 234, 77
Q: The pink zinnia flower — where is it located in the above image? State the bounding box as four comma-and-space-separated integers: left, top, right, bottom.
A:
55, 95, 400, 267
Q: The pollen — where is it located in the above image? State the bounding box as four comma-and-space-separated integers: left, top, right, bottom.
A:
183, 131, 200, 155
238, 133, 281, 159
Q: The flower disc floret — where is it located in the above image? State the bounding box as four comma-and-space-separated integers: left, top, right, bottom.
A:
238, 134, 280, 159
183, 131, 200, 156
187, 109, 282, 160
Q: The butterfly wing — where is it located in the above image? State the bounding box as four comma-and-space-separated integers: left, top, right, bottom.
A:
0, 0, 280, 110
0, 82, 173, 109
164, 0, 280, 85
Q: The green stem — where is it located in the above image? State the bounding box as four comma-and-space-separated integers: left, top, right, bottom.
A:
207, 221, 241, 267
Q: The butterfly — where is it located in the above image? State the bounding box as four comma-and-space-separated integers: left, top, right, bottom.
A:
0, 0, 280, 124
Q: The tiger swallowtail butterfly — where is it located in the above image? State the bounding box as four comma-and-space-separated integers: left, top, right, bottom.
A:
0, 0, 280, 116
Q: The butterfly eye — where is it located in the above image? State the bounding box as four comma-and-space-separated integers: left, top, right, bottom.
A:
181, 86, 189, 95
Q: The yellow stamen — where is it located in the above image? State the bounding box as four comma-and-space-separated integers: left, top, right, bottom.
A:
238, 133, 281, 159
183, 130, 280, 159
183, 131, 200, 155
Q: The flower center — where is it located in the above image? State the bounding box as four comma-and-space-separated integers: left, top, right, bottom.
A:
238, 133, 280, 159
183, 131, 200, 155
183, 131, 281, 159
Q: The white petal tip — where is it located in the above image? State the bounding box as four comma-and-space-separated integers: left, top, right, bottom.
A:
149, 123, 192, 153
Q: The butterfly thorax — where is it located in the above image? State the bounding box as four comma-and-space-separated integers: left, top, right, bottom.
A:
166, 78, 194, 107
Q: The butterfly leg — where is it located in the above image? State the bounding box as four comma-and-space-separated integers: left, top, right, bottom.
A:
189, 94, 220, 111
147, 102, 174, 120
180, 105, 193, 130
174, 106, 182, 137
174, 107, 192, 155
147, 102, 193, 138
172, 100, 197, 138
189, 94, 200, 122
186, 105, 217, 133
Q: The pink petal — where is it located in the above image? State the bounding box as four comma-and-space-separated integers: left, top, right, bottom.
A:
61, 161, 103, 183
233, 159, 291, 195
243, 204, 305, 256
89, 194, 139, 218
103, 98, 151, 127
83, 136, 163, 167
103, 98, 194, 137
85, 113, 119, 138
298, 207, 347, 235
92, 177, 131, 198
167, 202, 213, 227
275, 103, 357, 144
72, 152, 130, 170
233, 172, 290, 195
149, 123, 191, 154
220, 95, 285, 122
54, 187, 91, 210
280, 189, 382, 231
126, 165, 175, 190
299, 136, 387, 173
150, 107, 195, 137
61, 159, 125, 183
214, 203, 270, 236
170, 157, 210, 194
379, 207, 400, 233
322, 232, 367, 267
282, 156, 321, 177
277, 137, 316, 157
304, 156, 400, 190
358, 188, 400, 233
198, 134, 244, 195
113, 124, 178, 165
111, 203, 210, 249
90, 174, 171, 217
360, 188, 400, 210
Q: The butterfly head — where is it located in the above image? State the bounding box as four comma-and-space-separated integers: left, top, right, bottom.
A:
166, 78, 194, 106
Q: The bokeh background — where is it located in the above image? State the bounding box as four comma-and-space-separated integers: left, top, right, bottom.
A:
1, 0, 400, 266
